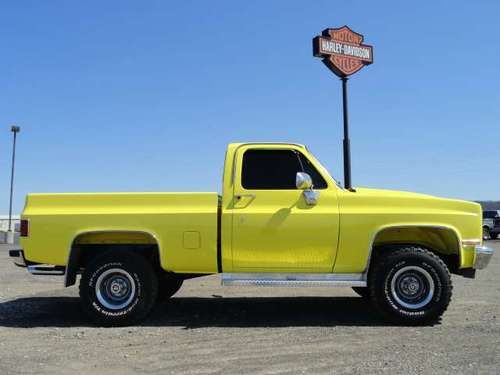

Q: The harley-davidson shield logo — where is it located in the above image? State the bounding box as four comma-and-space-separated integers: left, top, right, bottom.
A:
313, 26, 373, 77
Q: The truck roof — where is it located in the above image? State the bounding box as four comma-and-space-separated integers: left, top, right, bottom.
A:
227, 142, 306, 151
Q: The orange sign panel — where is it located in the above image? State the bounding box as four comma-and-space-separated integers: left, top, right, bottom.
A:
313, 26, 373, 77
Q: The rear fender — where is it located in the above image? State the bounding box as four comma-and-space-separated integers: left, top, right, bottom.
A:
65, 230, 160, 287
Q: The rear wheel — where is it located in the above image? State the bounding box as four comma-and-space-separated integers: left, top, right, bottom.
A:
79, 250, 158, 326
369, 246, 452, 325
490, 232, 498, 240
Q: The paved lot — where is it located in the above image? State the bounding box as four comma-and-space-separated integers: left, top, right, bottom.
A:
0, 242, 498, 374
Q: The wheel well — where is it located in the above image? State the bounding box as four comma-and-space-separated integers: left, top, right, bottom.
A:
370, 226, 461, 274
65, 231, 160, 287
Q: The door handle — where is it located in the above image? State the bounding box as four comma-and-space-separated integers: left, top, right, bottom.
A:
233, 194, 256, 208
235, 194, 255, 200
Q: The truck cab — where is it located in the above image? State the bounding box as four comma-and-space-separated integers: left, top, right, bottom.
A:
10, 142, 494, 326
221, 143, 340, 274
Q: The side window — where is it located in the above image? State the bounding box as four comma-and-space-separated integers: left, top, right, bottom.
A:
483, 211, 495, 219
241, 149, 328, 190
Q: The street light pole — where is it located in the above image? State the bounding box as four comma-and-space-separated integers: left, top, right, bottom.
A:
7, 125, 20, 244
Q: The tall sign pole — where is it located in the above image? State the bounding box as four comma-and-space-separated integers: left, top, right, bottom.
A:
8, 125, 20, 244
313, 26, 373, 190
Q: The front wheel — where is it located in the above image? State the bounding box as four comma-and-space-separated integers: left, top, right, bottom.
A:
79, 250, 158, 326
483, 227, 491, 240
369, 246, 452, 325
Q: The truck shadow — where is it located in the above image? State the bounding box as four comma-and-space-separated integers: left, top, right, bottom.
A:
0, 296, 424, 328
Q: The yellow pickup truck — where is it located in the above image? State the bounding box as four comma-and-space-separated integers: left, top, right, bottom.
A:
10, 143, 494, 326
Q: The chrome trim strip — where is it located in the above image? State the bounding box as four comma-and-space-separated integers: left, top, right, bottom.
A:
222, 273, 366, 287
28, 265, 65, 276
473, 246, 494, 270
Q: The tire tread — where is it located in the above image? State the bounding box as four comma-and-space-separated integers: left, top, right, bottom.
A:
368, 246, 452, 325
79, 250, 158, 326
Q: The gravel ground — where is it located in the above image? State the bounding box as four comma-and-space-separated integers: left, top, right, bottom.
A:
0, 242, 498, 374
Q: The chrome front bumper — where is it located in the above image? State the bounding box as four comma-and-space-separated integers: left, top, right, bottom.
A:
474, 246, 495, 270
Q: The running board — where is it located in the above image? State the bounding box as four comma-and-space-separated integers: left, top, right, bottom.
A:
221, 273, 366, 287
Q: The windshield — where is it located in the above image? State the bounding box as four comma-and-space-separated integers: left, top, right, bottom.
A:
306, 147, 343, 188
483, 211, 499, 219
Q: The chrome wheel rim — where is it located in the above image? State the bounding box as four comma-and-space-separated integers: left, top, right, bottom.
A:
390, 266, 434, 309
95, 268, 136, 310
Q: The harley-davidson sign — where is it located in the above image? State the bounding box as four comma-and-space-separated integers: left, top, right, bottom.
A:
313, 26, 373, 77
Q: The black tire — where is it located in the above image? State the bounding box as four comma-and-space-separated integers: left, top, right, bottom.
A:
352, 287, 370, 299
158, 273, 183, 301
483, 227, 491, 241
490, 232, 498, 240
368, 246, 452, 325
79, 250, 158, 326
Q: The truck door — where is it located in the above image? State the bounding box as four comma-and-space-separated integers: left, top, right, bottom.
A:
230, 145, 340, 272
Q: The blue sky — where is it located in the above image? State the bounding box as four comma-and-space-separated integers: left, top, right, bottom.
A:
1, 1, 499, 213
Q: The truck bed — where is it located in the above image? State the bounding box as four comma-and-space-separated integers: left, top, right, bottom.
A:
21, 192, 220, 273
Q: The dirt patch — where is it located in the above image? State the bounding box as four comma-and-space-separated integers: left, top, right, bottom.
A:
1, 243, 499, 374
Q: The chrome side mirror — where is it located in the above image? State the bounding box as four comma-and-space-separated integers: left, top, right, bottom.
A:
296, 172, 313, 190
296, 172, 319, 205
303, 190, 319, 205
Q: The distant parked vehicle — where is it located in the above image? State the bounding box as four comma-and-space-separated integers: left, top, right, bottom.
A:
483, 210, 500, 240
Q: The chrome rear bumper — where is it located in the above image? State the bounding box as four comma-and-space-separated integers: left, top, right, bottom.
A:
474, 246, 494, 270
9, 249, 65, 275
9, 249, 26, 267
27, 265, 65, 275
